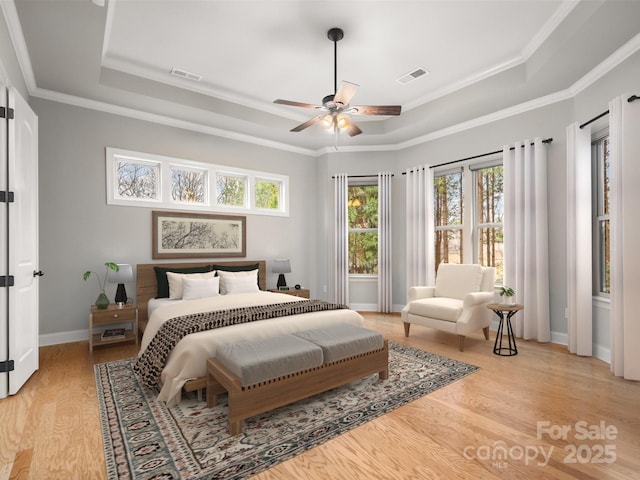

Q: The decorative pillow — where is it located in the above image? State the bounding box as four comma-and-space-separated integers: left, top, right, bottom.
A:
212, 263, 259, 273
218, 269, 259, 295
166, 270, 217, 300
154, 265, 212, 298
182, 276, 220, 300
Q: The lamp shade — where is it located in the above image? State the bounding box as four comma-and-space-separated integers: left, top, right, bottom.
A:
272, 259, 291, 274
108, 264, 133, 304
108, 264, 134, 283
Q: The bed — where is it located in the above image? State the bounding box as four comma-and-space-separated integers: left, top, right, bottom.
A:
135, 260, 365, 406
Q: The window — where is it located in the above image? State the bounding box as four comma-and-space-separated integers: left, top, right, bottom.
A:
592, 134, 610, 295
434, 170, 463, 266
473, 164, 504, 284
255, 178, 282, 211
348, 184, 378, 274
114, 156, 160, 203
216, 173, 247, 208
171, 166, 206, 204
433, 161, 504, 284
106, 148, 289, 216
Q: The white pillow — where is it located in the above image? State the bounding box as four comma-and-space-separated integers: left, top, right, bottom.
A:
166, 270, 217, 300
218, 269, 259, 294
182, 276, 220, 300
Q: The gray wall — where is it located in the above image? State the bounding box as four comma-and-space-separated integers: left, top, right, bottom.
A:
33, 98, 316, 338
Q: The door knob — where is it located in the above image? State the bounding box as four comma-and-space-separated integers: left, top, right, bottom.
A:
33, 270, 44, 277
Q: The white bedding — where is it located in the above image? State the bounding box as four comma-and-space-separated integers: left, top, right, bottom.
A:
139, 291, 364, 406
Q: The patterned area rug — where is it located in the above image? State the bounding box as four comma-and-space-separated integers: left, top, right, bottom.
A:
95, 342, 479, 479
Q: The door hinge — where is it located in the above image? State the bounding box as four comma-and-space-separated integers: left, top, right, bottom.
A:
0, 192, 14, 203
0, 107, 14, 119
0, 360, 15, 373
0, 276, 15, 287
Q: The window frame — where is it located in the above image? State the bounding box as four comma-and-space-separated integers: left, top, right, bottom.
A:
347, 181, 379, 277
591, 130, 610, 296
106, 147, 289, 217
434, 167, 464, 267
433, 157, 504, 284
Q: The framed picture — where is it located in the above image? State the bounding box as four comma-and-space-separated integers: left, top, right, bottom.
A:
152, 211, 246, 259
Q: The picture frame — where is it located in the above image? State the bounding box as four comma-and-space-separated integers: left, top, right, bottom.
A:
152, 211, 246, 259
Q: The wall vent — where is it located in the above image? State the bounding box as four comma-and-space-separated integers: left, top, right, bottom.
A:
396, 67, 429, 85
170, 67, 203, 82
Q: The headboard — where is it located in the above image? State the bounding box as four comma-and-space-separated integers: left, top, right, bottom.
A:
136, 260, 267, 331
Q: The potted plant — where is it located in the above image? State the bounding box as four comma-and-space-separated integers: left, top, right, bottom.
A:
499, 286, 516, 305
83, 262, 119, 309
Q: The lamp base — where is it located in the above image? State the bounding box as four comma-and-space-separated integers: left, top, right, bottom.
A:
115, 283, 128, 304
276, 274, 287, 288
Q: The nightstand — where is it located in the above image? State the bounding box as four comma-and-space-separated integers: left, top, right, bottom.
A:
89, 303, 138, 352
268, 288, 310, 299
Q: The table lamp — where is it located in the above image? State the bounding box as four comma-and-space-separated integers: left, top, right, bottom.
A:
272, 259, 291, 288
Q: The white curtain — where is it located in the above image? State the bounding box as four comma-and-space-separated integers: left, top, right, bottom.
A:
566, 123, 593, 356
377, 172, 393, 312
609, 95, 640, 380
334, 174, 349, 306
405, 165, 435, 291
503, 138, 550, 342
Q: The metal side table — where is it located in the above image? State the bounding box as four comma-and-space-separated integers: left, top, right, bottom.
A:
487, 303, 523, 356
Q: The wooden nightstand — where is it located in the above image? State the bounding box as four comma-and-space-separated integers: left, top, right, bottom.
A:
89, 303, 138, 352
268, 288, 310, 299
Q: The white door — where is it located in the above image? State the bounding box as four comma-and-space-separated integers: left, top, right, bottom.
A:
0, 85, 8, 398
7, 86, 39, 395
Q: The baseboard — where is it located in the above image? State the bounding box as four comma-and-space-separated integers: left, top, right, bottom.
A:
39, 329, 88, 347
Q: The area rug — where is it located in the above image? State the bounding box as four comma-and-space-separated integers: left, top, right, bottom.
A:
95, 342, 479, 479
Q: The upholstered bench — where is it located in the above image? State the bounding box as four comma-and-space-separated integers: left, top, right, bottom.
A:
207, 324, 389, 435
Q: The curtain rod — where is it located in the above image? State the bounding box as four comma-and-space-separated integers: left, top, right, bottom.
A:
331, 174, 394, 179
579, 94, 639, 129
401, 138, 553, 173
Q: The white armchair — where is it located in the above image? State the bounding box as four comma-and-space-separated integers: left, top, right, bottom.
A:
401, 263, 496, 351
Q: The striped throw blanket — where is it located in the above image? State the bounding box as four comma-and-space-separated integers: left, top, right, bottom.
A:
133, 300, 347, 388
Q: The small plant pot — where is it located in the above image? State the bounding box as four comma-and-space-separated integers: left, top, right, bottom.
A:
95, 290, 110, 309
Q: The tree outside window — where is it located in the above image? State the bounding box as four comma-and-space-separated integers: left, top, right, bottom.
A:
348, 185, 378, 274
475, 165, 504, 284
216, 174, 246, 207
116, 160, 159, 200
434, 172, 463, 266
255, 178, 281, 210
171, 167, 206, 203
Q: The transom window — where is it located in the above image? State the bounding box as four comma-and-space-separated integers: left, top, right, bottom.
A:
106, 148, 289, 216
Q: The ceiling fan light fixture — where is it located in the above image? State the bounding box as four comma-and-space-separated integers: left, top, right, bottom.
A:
321, 114, 334, 129
336, 114, 350, 129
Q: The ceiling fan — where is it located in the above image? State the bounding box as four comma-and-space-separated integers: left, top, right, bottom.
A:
274, 28, 402, 137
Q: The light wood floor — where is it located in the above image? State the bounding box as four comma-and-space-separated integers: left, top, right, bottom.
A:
1, 313, 639, 479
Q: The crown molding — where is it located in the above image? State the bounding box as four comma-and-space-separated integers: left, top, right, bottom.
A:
569, 30, 640, 96
0, 0, 37, 92
30, 87, 317, 157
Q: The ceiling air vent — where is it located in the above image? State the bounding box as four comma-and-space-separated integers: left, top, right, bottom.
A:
170, 67, 202, 82
396, 67, 429, 85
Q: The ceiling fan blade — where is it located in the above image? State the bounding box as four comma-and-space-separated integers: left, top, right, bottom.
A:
291, 115, 323, 132
345, 121, 362, 137
274, 99, 320, 109
350, 105, 402, 116
334, 81, 359, 107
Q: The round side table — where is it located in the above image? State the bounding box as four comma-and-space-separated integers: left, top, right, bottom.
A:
487, 303, 523, 356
